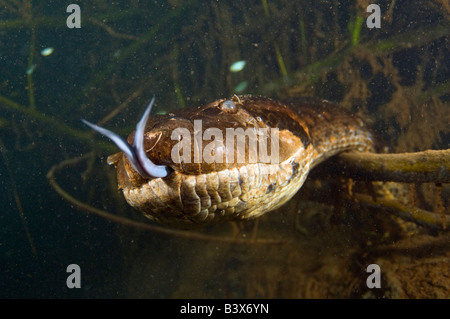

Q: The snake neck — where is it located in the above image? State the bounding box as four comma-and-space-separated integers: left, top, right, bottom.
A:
284, 97, 375, 166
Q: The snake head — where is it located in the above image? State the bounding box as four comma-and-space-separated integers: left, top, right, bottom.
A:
81, 95, 374, 228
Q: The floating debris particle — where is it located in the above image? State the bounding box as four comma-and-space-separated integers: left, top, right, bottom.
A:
26, 64, 37, 75
229, 60, 246, 72
40, 47, 54, 56
113, 49, 121, 58
234, 80, 248, 93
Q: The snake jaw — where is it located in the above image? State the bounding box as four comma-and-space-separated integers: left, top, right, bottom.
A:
81, 97, 171, 179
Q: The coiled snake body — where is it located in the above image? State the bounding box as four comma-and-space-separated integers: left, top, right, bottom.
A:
84, 95, 374, 228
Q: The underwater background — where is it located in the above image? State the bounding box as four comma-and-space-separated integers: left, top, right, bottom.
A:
0, 0, 449, 298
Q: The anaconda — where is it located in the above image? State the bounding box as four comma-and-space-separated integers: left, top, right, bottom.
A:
83, 95, 374, 228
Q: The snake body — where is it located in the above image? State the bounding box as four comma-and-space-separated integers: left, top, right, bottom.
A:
104, 95, 374, 228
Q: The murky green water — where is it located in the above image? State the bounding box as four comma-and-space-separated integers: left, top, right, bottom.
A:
0, 0, 448, 298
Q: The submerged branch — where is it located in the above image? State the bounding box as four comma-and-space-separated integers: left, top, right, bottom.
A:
353, 193, 450, 230
335, 149, 450, 183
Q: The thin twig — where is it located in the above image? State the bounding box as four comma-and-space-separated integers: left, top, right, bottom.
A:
0, 138, 37, 257
97, 86, 145, 126
27, 24, 36, 110
46, 154, 285, 245
88, 18, 138, 40
353, 193, 450, 230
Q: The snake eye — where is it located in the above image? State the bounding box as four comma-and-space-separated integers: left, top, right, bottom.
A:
81, 97, 171, 178
220, 100, 238, 113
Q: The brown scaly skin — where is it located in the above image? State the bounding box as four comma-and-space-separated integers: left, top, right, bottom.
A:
107, 95, 374, 228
